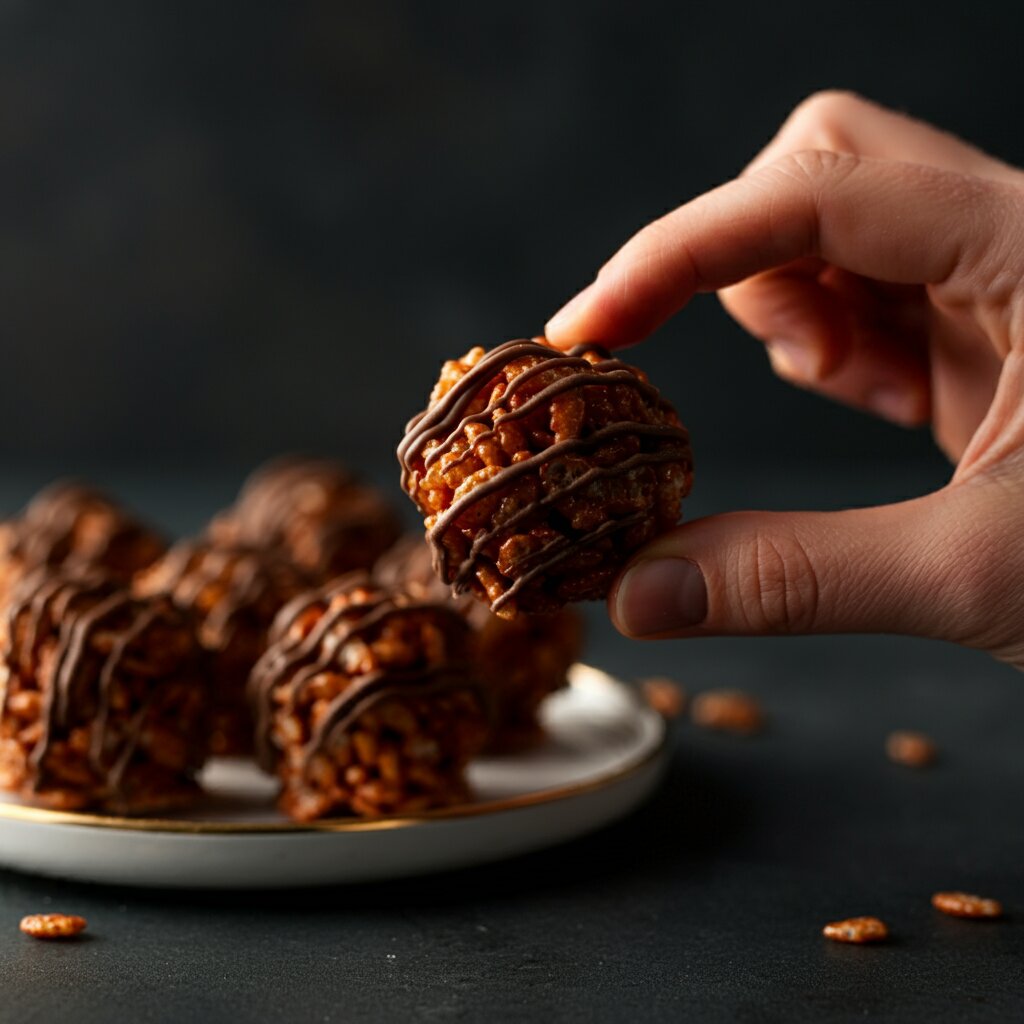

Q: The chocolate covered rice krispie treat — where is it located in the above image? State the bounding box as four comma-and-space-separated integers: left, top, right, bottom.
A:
0, 481, 166, 599
0, 569, 209, 814
375, 535, 583, 751
208, 457, 402, 583
250, 573, 488, 821
135, 540, 311, 755
398, 338, 693, 618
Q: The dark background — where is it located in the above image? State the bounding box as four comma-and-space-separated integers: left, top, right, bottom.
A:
2, 7, 1024, 1021
5, 0, 1019, 509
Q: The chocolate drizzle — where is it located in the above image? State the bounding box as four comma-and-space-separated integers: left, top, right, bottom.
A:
0, 570, 205, 801
250, 574, 479, 774
397, 339, 693, 611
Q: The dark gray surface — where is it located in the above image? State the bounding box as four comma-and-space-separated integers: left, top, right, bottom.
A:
1, 466, 1022, 1022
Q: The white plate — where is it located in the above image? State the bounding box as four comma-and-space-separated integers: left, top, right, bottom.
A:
0, 665, 667, 888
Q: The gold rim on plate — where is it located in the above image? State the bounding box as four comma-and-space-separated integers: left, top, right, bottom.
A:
0, 737, 666, 834
0, 675, 668, 835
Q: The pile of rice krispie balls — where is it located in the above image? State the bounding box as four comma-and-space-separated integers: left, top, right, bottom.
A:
0, 339, 691, 821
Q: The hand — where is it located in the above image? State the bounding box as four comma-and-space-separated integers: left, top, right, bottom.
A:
544, 91, 1024, 669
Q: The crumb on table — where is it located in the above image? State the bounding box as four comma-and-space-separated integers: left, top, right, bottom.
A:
19, 913, 87, 939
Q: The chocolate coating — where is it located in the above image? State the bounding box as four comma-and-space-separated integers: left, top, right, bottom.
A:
398, 339, 693, 616
0, 569, 208, 812
250, 573, 482, 775
375, 534, 583, 750
135, 539, 310, 755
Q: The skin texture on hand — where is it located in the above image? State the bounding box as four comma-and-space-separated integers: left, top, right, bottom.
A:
544, 91, 1024, 670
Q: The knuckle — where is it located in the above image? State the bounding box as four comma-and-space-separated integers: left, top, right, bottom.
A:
786, 89, 866, 150
746, 148, 861, 258
749, 149, 861, 231
734, 528, 821, 634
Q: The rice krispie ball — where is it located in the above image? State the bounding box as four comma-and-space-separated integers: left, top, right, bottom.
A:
398, 338, 693, 618
0, 481, 166, 599
208, 457, 402, 583
250, 573, 488, 821
0, 569, 209, 814
375, 534, 583, 751
134, 540, 311, 756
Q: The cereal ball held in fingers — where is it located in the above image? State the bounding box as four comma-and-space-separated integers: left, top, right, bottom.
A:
398, 339, 693, 619
250, 573, 488, 821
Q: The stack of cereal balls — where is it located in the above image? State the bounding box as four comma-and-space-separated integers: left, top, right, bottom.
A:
0, 339, 692, 822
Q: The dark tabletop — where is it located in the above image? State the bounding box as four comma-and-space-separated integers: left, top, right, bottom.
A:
1, 465, 1022, 1023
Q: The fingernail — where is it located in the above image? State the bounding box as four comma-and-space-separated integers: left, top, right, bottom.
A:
545, 282, 596, 339
867, 387, 920, 426
766, 338, 819, 380
614, 558, 708, 637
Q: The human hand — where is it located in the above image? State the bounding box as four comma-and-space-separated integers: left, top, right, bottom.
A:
544, 91, 1024, 668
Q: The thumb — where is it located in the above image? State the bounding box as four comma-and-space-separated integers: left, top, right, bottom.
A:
609, 489, 998, 643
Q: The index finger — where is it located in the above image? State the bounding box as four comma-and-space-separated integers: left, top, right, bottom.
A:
544, 150, 1002, 350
